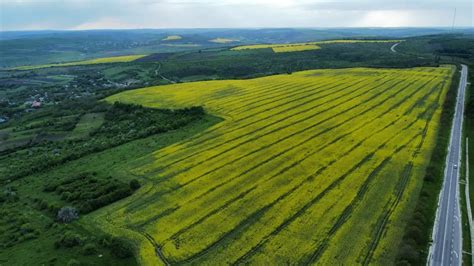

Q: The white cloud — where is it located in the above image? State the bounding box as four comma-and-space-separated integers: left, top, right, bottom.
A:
1, 0, 472, 30
355, 10, 417, 27
72, 17, 143, 30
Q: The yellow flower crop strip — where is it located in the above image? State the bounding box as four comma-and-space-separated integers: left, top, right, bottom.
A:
98, 66, 453, 265
13, 54, 148, 70
231, 39, 402, 53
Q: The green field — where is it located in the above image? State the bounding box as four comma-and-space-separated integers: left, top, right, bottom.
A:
101, 66, 453, 264
67, 113, 105, 140
12, 55, 148, 70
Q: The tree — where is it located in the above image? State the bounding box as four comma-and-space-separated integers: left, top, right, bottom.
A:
57, 206, 79, 223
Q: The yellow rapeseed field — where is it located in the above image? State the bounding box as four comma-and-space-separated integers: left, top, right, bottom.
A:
162, 35, 182, 41
232, 39, 402, 53
13, 54, 147, 70
97, 66, 453, 265
209, 38, 236, 43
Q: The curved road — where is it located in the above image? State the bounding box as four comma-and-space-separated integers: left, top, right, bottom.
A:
429, 64, 468, 266
390, 42, 400, 53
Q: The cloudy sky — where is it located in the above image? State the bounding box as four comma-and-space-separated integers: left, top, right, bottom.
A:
1, 0, 473, 31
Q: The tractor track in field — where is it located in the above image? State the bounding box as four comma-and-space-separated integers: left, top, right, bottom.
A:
167, 99, 440, 264
147, 76, 367, 165
152, 70, 437, 162
362, 84, 443, 265
233, 99, 440, 265
308, 84, 445, 264
124, 76, 406, 214
146, 94, 441, 244
150, 78, 406, 186
100, 67, 452, 264
149, 74, 381, 162
122, 76, 396, 212
141, 231, 171, 266
136, 77, 420, 201
126, 76, 437, 228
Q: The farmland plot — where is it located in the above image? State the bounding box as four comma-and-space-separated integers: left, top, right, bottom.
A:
100, 66, 453, 265
231, 39, 402, 53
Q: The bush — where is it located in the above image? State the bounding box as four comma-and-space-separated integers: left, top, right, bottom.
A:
57, 206, 79, 223
48, 203, 61, 214
38, 199, 49, 210
129, 179, 140, 190
82, 243, 97, 255
55, 231, 82, 248
67, 259, 80, 266
110, 237, 133, 258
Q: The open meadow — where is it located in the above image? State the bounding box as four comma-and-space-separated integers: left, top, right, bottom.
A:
100, 65, 454, 265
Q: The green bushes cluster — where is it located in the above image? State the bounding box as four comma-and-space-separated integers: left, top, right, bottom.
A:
54, 231, 83, 248
44, 172, 139, 213
0, 186, 19, 203
109, 237, 134, 259
2, 103, 205, 181
0, 208, 40, 248
54, 231, 133, 260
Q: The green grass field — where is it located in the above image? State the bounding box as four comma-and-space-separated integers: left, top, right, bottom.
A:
67, 113, 105, 140
101, 65, 453, 264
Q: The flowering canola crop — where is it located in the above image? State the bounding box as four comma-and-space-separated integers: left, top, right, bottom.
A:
100, 66, 453, 265
231, 39, 402, 53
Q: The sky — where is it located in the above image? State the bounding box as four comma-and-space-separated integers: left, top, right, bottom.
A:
0, 0, 473, 31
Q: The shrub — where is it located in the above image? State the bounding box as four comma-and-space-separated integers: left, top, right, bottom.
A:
38, 199, 49, 210
48, 203, 61, 214
129, 179, 140, 190
57, 206, 79, 223
67, 259, 80, 266
55, 231, 82, 248
110, 237, 133, 258
82, 243, 98, 255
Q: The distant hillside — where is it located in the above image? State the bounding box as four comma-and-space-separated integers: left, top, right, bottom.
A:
1, 28, 472, 68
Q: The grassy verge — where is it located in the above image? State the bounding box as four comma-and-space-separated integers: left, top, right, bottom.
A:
461, 126, 472, 265
396, 65, 460, 264
463, 64, 474, 265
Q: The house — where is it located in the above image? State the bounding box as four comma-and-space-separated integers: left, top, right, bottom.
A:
31, 100, 41, 108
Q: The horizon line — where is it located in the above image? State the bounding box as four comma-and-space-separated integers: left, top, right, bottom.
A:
1, 26, 474, 33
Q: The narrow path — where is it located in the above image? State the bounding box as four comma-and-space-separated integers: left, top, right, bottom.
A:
155, 63, 176, 84
141, 231, 171, 266
465, 138, 474, 265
